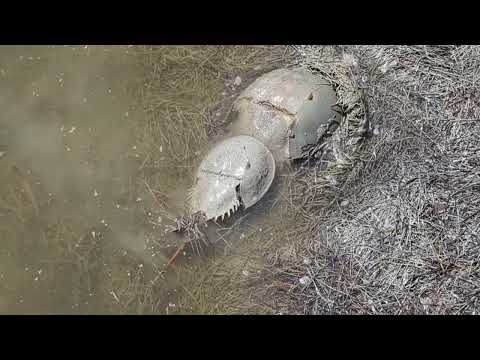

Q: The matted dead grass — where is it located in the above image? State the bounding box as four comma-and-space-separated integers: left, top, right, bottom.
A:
260, 45, 480, 314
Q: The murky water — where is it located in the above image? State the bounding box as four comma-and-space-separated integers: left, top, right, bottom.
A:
0, 45, 294, 314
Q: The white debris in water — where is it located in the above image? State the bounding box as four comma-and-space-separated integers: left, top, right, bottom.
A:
91, 231, 96, 239
125, 111, 129, 117
115, 204, 120, 209
0, 151, 6, 158
299, 275, 311, 286
66, 146, 71, 152
234, 76, 242, 86
373, 126, 381, 136
254, 65, 262, 71
93, 189, 99, 197
340, 200, 350, 207
110, 291, 120, 303
132, 146, 137, 150
242, 270, 250, 277
83, 97, 88, 103
168, 303, 176, 308
136, 197, 142, 202
303, 258, 312, 266
108, 89, 112, 94
68, 126, 76, 134
159, 146, 163, 153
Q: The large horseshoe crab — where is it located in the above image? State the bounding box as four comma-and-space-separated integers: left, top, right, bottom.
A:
189, 135, 275, 222
228, 67, 340, 163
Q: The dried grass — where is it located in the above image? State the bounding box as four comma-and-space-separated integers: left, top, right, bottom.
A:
261, 45, 480, 314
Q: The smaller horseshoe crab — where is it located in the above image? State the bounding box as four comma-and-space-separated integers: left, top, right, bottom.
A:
229, 67, 340, 163
189, 135, 276, 222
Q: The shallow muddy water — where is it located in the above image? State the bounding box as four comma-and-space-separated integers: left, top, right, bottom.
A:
0, 45, 295, 314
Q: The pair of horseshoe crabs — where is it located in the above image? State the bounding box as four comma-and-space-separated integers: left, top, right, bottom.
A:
189, 67, 340, 222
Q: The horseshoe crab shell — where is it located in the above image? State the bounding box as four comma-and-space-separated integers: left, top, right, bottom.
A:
229, 67, 340, 162
189, 135, 275, 222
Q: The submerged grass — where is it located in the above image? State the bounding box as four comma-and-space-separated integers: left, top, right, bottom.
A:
111, 45, 297, 314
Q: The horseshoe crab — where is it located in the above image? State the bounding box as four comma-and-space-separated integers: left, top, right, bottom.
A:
189, 135, 275, 222
228, 67, 340, 162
